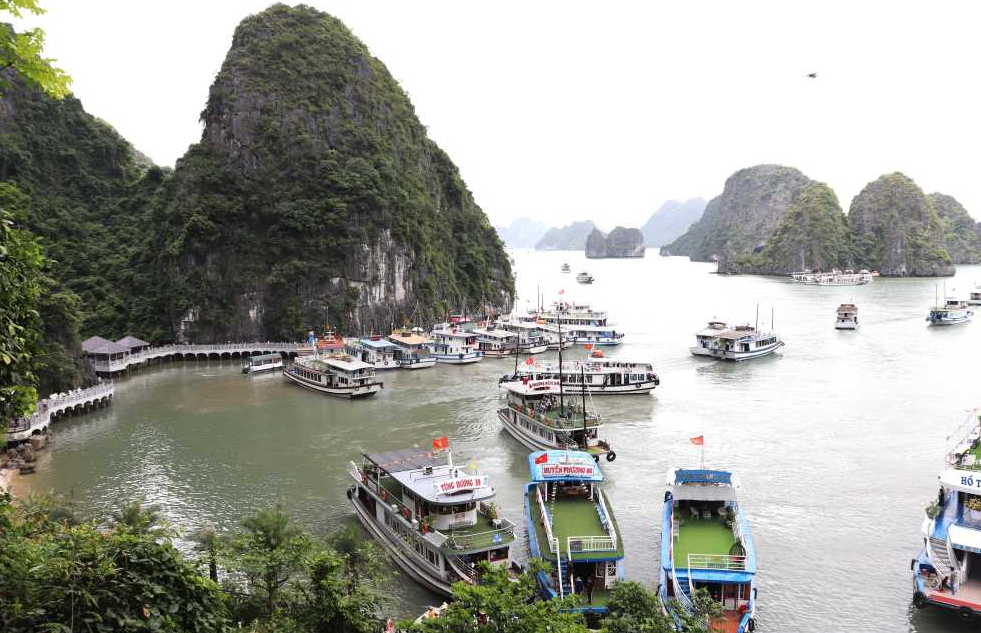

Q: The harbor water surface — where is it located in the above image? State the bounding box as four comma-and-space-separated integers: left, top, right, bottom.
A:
14, 250, 981, 633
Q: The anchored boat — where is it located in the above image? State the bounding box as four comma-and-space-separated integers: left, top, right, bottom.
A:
927, 298, 974, 325
507, 355, 659, 395
474, 328, 518, 358
345, 336, 400, 370
790, 269, 873, 285
690, 321, 783, 361
388, 328, 436, 369
241, 352, 284, 374
495, 318, 550, 354
429, 327, 483, 364
296, 327, 346, 356
282, 354, 383, 398
835, 304, 859, 330
498, 379, 615, 461
660, 468, 758, 633
561, 263, 572, 273
523, 303, 624, 346
576, 271, 594, 284
348, 446, 516, 596
523, 450, 624, 613
968, 284, 981, 306
912, 414, 981, 618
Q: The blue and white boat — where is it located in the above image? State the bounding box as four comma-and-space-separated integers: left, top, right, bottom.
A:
523, 450, 624, 614
428, 319, 482, 365
690, 321, 783, 361
660, 468, 758, 633
345, 336, 400, 370
912, 414, 981, 618
926, 298, 973, 325
522, 303, 625, 346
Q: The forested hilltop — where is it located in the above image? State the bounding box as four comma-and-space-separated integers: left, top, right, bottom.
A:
662, 164, 978, 276
0, 3, 513, 349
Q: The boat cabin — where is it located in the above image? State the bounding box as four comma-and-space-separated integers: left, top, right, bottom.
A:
292, 355, 378, 388
474, 328, 518, 356
388, 329, 435, 366
242, 352, 283, 374
346, 336, 399, 368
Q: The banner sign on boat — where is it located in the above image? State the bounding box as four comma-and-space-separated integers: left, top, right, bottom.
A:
528, 379, 560, 390
433, 475, 487, 495
540, 463, 596, 478
940, 469, 981, 493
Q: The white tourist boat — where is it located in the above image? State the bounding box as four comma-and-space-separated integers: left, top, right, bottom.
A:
690, 321, 784, 361
912, 413, 981, 618
344, 336, 400, 370
241, 352, 284, 374
534, 322, 574, 350
474, 328, 518, 358
429, 326, 482, 364
282, 354, 383, 398
561, 263, 571, 273
498, 379, 616, 461
790, 269, 873, 285
495, 318, 550, 354
660, 468, 758, 633
523, 303, 624, 346
388, 328, 436, 369
576, 271, 594, 284
348, 446, 516, 596
927, 298, 974, 325
968, 284, 981, 306
506, 353, 659, 395
835, 304, 859, 330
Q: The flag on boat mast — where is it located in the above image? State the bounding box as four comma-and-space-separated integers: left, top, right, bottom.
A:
432, 436, 449, 450
691, 435, 705, 469
534, 452, 548, 464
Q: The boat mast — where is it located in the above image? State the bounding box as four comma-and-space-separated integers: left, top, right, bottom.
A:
580, 367, 588, 433
558, 316, 565, 414
771, 307, 775, 332
755, 303, 759, 331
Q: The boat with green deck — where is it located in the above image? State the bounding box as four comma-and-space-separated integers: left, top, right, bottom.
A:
348, 446, 516, 596
523, 449, 624, 613
498, 379, 616, 461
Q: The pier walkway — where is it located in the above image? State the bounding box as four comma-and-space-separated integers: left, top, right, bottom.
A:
89, 342, 302, 374
7, 381, 115, 443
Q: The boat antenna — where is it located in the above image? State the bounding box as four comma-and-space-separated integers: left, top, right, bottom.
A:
755, 303, 759, 331
558, 318, 565, 414
514, 329, 520, 377
771, 307, 775, 332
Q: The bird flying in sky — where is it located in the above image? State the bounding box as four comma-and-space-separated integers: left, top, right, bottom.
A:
806, 72, 818, 78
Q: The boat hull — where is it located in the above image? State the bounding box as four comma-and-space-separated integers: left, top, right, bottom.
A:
690, 342, 783, 361
834, 322, 858, 330
399, 358, 437, 369
243, 362, 283, 374
433, 353, 483, 364
282, 369, 382, 398
927, 312, 973, 325
499, 409, 556, 452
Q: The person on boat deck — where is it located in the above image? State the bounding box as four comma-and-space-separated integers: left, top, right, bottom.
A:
584, 574, 595, 604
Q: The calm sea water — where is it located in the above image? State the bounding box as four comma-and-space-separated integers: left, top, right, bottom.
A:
13, 249, 981, 632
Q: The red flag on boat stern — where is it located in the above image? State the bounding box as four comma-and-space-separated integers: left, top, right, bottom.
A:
534, 453, 548, 464
584, 343, 593, 350
525, 357, 534, 365
432, 436, 449, 450
690, 436, 704, 446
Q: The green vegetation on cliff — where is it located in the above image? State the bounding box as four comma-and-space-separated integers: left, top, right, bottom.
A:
149, 4, 512, 341
735, 183, 852, 274
930, 192, 981, 264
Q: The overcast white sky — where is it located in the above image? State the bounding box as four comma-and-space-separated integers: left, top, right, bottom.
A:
15, 1, 981, 227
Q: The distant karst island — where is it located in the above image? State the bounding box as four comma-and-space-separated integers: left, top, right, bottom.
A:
585, 227, 646, 258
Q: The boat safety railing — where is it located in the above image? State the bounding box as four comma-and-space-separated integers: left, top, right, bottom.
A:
446, 554, 481, 585
516, 404, 600, 429
535, 487, 556, 550
567, 535, 616, 553
443, 520, 516, 551
554, 537, 564, 599
351, 464, 416, 521
595, 491, 618, 546
686, 554, 747, 571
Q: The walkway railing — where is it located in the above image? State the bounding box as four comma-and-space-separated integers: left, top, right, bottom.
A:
567, 535, 616, 553
7, 381, 115, 440
89, 342, 302, 374
686, 554, 747, 571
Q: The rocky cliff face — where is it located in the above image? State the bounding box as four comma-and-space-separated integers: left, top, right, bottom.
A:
930, 193, 981, 264
535, 220, 596, 250
149, 4, 513, 340
641, 198, 706, 247
585, 227, 645, 258
661, 165, 814, 272
849, 173, 953, 276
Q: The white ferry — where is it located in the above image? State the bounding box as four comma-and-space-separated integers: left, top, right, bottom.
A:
790, 269, 873, 285
241, 352, 283, 374
282, 354, 383, 398
495, 318, 550, 354
927, 298, 974, 325
534, 322, 574, 350
690, 321, 784, 361
523, 450, 624, 613
523, 303, 624, 346
660, 468, 758, 633
428, 326, 483, 364
388, 328, 436, 370
561, 263, 571, 273
576, 271, 594, 284
473, 328, 518, 358
835, 304, 859, 330
968, 284, 981, 306
345, 336, 400, 370
498, 379, 616, 461
912, 414, 981, 618
348, 447, 516, 596
506, 354, 659, 395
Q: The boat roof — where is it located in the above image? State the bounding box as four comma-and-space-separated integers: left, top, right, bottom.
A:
391, 464, 494, 505
474, 328, 516, 339
388, 331, 430, 345
528, 450, 604, 482
298, 354, 373, 371
667, 468, 738, 500
939, 468, 981, 494
365, 447, 446, 473
694, 325, 765, 340
504, 378, 562, 395
250, 353, 282, 362
431, 328, 476, 338
358, 338, 397, 349
496, 319, 540, 330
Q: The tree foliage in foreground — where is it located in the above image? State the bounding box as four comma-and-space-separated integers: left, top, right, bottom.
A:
0, 0, 72, 98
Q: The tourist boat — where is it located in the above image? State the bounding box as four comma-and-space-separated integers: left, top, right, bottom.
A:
523, 303, 624, 346
690, 321, 784, 361
912, 414, 981, 618
927, 298, 974, 325
282, 354, 383, 398
523, 450, 624, 613
388, 328, 437, 370
576, 271, 594, 284
531, 322, 574, 350
789, 269, 873, 285
347, 445, 516, 596
344, 336, 400, 370
428, 326, 483, 364
660, 468, 758, 633
835, 304, 859, 330
498, 379, 615, 460
241, 352, 284, 374
967, 284, 981, 306
561, 263, 572, 273
296, 328, 346, 356
473, 327, 518, 358
506, 355, 659, 395
495, 318, 550, 354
